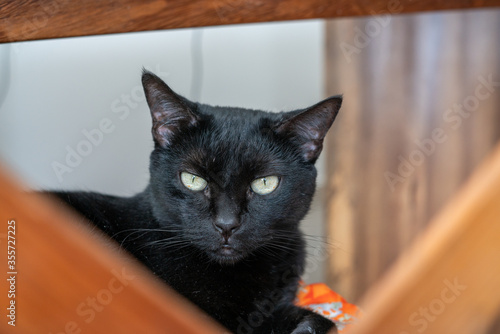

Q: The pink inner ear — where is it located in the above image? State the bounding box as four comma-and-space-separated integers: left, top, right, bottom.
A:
308, 128, 322, 141
153, 122, 175, 146
302, 141, 322, 161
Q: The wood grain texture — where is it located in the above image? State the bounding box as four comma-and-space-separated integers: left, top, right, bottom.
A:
325, 9, 500, 303
1, 0, 500, 43
0, 165, 224, 334
346, 141, 500, 334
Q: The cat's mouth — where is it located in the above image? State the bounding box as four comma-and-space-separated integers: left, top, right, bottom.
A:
210, 244, 245, 265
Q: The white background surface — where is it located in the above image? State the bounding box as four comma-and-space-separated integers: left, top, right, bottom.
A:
0, 20, 330, 282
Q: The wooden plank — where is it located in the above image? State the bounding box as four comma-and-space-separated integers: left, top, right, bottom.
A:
0, 165, 224, 334
346, 142, 500, 334
1, 0, 500, 43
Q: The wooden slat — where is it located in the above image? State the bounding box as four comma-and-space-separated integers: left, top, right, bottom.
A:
0, 165, 224, 334
1, 0, 500, 43
346, 142, 500, 334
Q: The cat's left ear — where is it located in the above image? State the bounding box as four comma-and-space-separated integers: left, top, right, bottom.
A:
275, 96, 342, 163
142, 69, 200, 147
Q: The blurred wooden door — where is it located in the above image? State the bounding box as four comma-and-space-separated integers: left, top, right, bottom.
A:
324, 8, 500, 310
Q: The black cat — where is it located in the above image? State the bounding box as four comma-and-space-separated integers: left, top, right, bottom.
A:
49, 70, 342, 334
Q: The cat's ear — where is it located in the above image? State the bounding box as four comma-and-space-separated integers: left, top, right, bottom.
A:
275, 96, 342, 163
142, 69, 200, 147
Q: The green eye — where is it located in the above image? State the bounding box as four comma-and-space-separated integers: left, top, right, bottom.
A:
251, 176, 279, 195
180, 172, 207, 191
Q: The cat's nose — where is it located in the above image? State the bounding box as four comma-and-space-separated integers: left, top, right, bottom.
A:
213, 215, 241, 240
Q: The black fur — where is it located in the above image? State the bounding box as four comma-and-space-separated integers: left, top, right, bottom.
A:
48, 70, 342, 334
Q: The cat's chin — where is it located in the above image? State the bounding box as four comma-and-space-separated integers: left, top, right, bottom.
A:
208, 246, 246, 266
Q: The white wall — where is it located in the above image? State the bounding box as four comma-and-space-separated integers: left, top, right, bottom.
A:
0, 20, 326, 193
0, 20, 329, 282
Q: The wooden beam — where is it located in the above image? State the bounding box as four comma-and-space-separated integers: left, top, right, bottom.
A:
347, 142, 500, 334
0, 165, 224, 334
1, 0, 500, 43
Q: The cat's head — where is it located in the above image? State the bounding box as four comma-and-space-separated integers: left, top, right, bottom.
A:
142, 70, 341, 265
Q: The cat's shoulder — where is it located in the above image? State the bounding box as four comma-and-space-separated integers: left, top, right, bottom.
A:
42, 190, 150, 231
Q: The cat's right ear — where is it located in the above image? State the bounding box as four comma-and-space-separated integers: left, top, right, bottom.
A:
274, 96, 342, 163
142, 69, 200, 147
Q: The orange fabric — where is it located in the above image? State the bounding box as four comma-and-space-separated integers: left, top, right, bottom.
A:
295, 283, 362, 332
